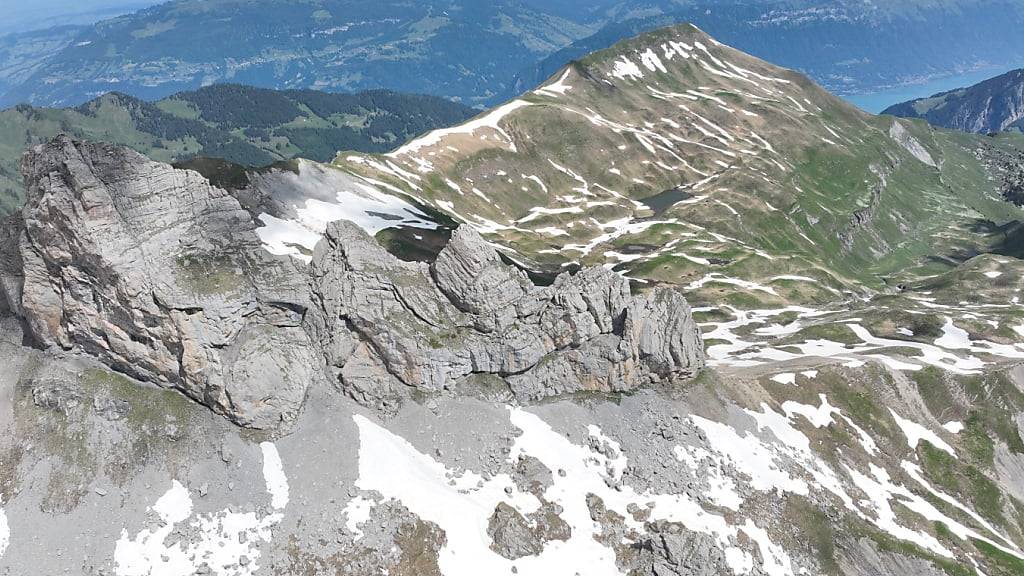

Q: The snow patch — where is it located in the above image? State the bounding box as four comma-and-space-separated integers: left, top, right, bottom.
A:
534, 69, 573, 97
256, 181, 437, 262
261, 442, 289, 510
942, 421, 965, 434
391, 100, 532, 156
610, 57, 644, 80
0, 496, 9, 560
889, 409, 956, 457
114, 445, 288, 576
639, 48, 668, 73
342, 495, 377, 541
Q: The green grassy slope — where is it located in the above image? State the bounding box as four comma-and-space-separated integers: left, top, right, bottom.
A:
331, 24, 1024, 306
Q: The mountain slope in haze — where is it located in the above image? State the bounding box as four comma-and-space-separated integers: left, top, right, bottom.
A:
5, 22, 1024, 576
509, 1, 1024, 102
884, 69, 1024, 134
328, 23, 1024, 310
0, 83, 474, 215
6, 0, 1024, 109
0, 26, 85, 97
0, 0, 161, 35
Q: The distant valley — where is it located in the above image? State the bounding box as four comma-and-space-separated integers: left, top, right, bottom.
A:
3, 0, 1024, 109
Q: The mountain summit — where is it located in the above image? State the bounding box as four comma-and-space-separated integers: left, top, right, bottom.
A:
327, 24, 1023, 307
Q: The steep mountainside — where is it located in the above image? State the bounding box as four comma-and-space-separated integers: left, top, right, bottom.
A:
329, 24, 1024, 308
884, 69, 1024, 134
0, 84, 474, 215
5, 0, 1024, 108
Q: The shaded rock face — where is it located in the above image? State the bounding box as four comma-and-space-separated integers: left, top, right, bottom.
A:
0, 214, 22, 317
306, 221, 704, 408
3, 135, 317, 430
883, 69, 1024, 135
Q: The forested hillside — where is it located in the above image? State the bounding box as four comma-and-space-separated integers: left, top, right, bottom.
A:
0, 83, 474, 214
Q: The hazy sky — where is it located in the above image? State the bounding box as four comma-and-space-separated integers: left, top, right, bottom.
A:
2, 0, 164, 35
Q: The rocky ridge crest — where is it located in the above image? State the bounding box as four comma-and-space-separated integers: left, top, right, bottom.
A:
0, 136, 705, 428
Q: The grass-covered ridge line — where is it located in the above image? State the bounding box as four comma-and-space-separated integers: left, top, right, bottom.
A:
329, 23, 1024, 307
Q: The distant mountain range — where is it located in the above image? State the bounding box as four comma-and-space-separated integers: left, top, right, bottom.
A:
884, 69, 1024, 134
3, 0, 1024, 108
0, 84, 473, 215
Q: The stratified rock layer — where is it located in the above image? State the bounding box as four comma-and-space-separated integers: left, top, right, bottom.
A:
4, 135, 317, 429
306, 222, 704, 408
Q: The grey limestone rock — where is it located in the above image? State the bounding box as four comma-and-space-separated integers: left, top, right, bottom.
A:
643, 525, 739, 576
838, 537, 948, 576
306, 219, 704, 407
4, 135, 317, 430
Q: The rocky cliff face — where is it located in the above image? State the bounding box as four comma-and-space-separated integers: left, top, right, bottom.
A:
0, 135, 705, 428
306, 221, 703, 409
2, 136, 320, 429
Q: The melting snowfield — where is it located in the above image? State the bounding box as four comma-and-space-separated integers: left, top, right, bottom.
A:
253, 164, 440, 263
348, 409, 791, 576
343, 403, 1024, 576
699, 303, 1024, 376
113, 443, 289, 576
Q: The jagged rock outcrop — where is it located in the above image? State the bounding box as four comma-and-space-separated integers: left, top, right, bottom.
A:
0, 135, 705, 426
635, 524, 737, 576
306, 221, 704, 407
2, 135, 318, 429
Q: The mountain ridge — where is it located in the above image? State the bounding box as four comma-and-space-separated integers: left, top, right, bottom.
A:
322, 23, 1024, 308
884, 69, 1024, 134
